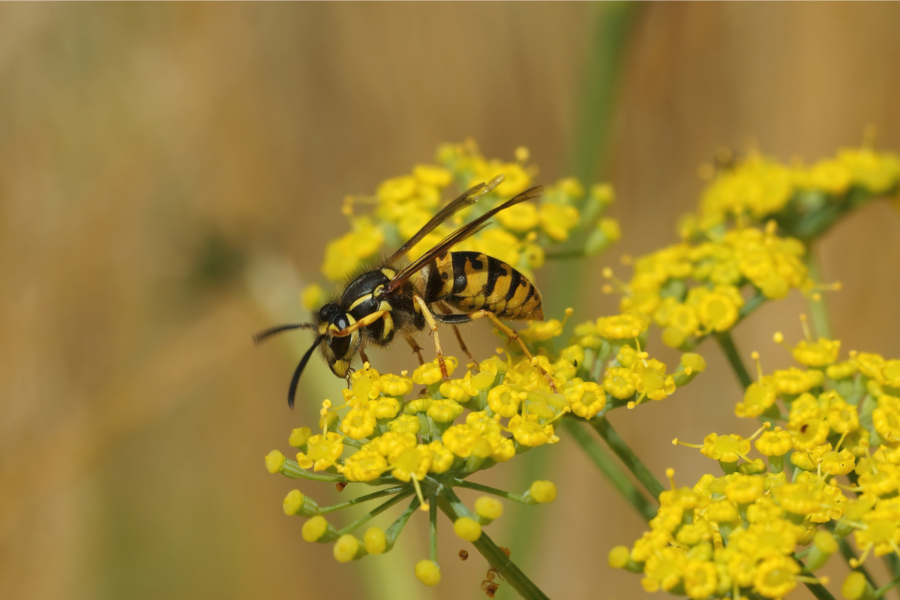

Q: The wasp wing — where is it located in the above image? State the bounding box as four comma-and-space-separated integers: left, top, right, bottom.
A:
387, 175, 505, 264
385, 185, 543, 295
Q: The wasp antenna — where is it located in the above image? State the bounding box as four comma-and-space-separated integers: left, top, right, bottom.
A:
253, 323, 315, 345
288, 335, 325, 409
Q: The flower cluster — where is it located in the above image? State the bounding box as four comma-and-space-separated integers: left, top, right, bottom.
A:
612, 223, 813, 349
306, 140, 618, 301
612, 327, 900, 599
265, 306, 705, 588
685, 141, 900, 236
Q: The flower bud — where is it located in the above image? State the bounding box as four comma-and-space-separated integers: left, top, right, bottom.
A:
333, 534, 363, 563
453, 517, 483, 542
415, 559, 441, 586
526, 480, 557, 504
265, 450, 286, 474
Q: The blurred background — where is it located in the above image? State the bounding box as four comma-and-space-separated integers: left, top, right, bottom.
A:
3, 3, 900, 599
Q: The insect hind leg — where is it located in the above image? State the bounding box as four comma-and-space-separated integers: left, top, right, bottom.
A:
434, 310, 558, 393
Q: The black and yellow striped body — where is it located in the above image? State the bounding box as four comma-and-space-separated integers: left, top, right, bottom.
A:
423, 251, 543, 321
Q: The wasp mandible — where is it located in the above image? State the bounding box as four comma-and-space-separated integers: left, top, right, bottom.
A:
254, 175, 550, 407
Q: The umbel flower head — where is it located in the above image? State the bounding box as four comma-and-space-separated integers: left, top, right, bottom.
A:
266, 310, 705, 587
613, 324, 900, 599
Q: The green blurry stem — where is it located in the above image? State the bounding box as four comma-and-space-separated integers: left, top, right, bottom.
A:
874, 574, 900, 599
438, 488, 550, 600
804, 249, 833, 340
562, 419, 657, 521
385, 496, 421, 546
453, 479, 529, 504
281, 460, 346, 482
590, 417, 666, 500
336, 490, 413, 536
317, 486, 406, 514
429, 496, 438, 563
714, 331, 753, 390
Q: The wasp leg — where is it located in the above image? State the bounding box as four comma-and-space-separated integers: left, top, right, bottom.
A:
436, 303, 477, 366
330, 310, 388, 337
433, 310, 558, 393
412, 294, 450, 380
404, 335, 426, 366
360, 347, 371, 366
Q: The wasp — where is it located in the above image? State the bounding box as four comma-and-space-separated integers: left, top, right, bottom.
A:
254, 175, 550, 407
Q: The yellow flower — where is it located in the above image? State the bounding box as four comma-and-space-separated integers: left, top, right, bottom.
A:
755, 428, 793, 456
696, 292, 740, 332
508, 414, 559, 447
700, 433, 750, 463
374, 431, 418, 462
487, 384, 525, 418
633, 359, 676, 403
725, 474, 765, 504
387, 414, 421, 435
565, 380, 607, 419
736, 380, 777, 418
390, 446, 431, 482
539, 203, 580, 242
340, 408, 376, 439
438, 380, 471, 403
441, 424, 482, 458
426, 441, 455, 474
415, 559, 441, 587
793, 338, 841, 367
496, 202, 539, 232
412, 357, 458, 385
427, 399, 465, 423
789, 416, 830, 451
705, 499, 739, 523
369, 397, 401, 420
827, 360, 857, 380
772, 367, 823, 395
753, 556, 799, 598
296, 432, 344, 471
380, 374, 414, 397
604, 367, 636, 399
413, 164, 452, 187
596, 314, 649, 340
683, 560, 717, 600
342, 450, 388, 482
641, 546, 687, 592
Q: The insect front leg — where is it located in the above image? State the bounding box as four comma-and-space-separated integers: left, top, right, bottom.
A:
412, 294, 450, 381
404, 335, 426, 366
434, 310, 558, 393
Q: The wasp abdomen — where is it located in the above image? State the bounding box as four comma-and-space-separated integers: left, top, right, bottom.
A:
425, 251, 542, 321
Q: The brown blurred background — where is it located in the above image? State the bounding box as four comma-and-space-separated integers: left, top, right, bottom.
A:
2, 3, 900, 600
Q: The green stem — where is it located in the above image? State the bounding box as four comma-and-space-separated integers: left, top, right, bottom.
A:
453, 479, 529, 504
429, 494, 438, 563
281, 460, 346, 482
792, 555, 837, 600
438, 488, 550, 600
317, 486, 407, 514
714, 331, 753, 390
804, 249, 833, 340
336, 490, 413, 536
385, 496, 420, 546
874, 573, 900, 599
590, 417, 666, 500
562, 419, 657, 521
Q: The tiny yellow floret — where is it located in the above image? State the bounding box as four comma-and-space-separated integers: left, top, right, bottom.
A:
529, 480, 557, 503
415, 559, 441, 586
475, 496, 504, 521
454, 517, 483, 542
363, 527, 387, 555
333, 534, 360, 563
265, 449, 286, 474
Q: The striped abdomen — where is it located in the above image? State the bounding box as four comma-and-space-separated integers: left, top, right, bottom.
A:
423, 251, 543, 320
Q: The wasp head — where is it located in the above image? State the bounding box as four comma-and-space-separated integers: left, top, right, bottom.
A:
316, 302, 360, 379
